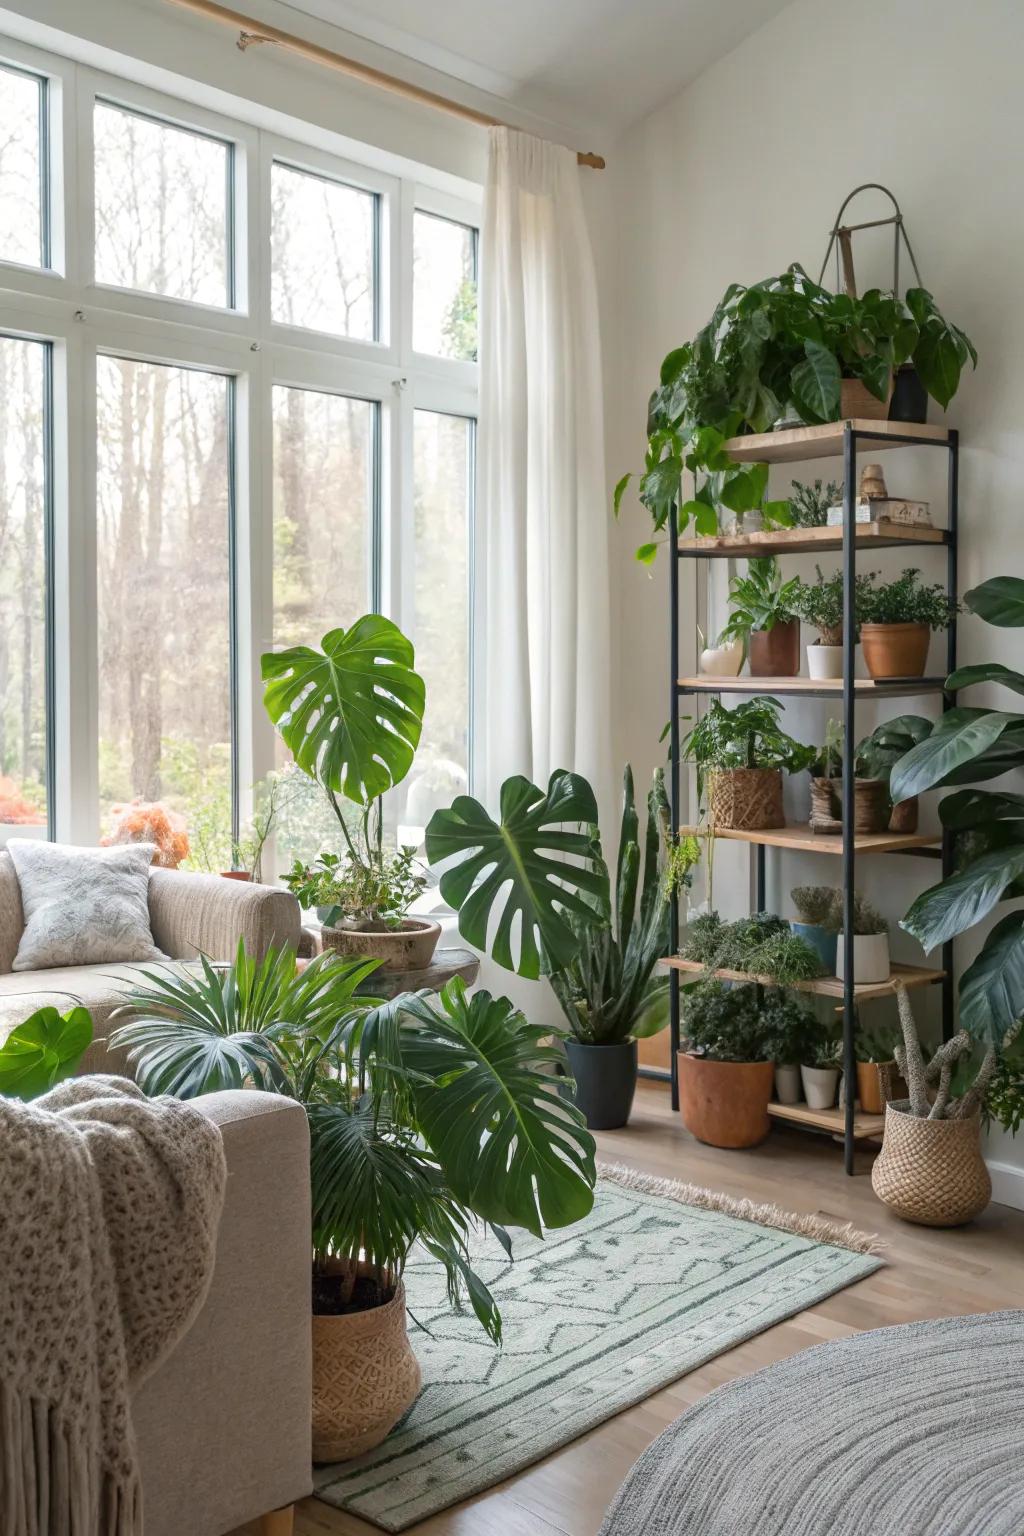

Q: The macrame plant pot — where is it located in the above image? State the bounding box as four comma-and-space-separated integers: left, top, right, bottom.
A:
708, 768, 784, 831
312, 1262, 422, 1463
871, 1103, 992, 1227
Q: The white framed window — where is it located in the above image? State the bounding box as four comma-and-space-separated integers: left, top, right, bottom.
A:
0, 36, 480, 869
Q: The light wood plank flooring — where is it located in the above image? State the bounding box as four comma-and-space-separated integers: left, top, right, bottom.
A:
235, 1081, 1024, 1536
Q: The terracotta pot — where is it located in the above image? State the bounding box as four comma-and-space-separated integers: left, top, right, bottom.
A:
856, 1059, 892, 1115
312, 1262, 421, 1462
321, 917, 441, 972
871, 1103, 991, 1227
748, 618, 800, 677
220, 869, 252, 881
677, 1053, 774, 1148
860, 621, 930, 679
888, 795, 920, 833
841, 374, 894, 421
707, 767, 784, 831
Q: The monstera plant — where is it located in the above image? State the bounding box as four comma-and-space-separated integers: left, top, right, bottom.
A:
891, 577, 1024, 1122
0, 1004, 93, 1099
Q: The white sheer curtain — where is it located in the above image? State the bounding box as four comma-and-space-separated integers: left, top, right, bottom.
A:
479, 127, 612, 820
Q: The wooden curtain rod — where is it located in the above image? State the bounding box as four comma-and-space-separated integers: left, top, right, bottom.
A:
164, 0, 606, 168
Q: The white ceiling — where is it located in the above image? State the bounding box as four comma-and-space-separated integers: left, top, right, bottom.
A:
280, 0, 794, 139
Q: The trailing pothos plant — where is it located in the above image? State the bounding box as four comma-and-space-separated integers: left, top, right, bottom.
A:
890, 576, 1024, 1123
615, 266, 976, 561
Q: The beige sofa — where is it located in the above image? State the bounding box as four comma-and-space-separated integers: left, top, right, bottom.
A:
0, 855, 312, 1534
0, 854, 301, 1071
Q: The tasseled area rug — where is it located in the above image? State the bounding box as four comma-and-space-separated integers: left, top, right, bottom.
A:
315, 1164, 882, 1532
599, 1310, 1024, 1536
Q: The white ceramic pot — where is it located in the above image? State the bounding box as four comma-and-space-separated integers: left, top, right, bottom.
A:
801, 1064, 840, 1110
806, 643, 845, 680
836, 932, 891, 985
699, 638, 744, 677
774, 1063, 802, 1105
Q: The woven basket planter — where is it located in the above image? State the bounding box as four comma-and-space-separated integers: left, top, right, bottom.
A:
888, 795, 920, 833
708, 767, 784, 831
808, 777, 887, 834
312, 1262, 422, 1463
871, 1102, 991, 1227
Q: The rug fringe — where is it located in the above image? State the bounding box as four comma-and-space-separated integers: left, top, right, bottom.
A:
598, 1162, 885, 1256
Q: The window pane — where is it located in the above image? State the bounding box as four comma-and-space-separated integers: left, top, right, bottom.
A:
401, 410, 473, 842
96, 357, 233, 866
0, 67, 44, 269
0, 336, 49, 829
94, 101, 231, 307
272, 385, 374, 866
413, 211, 478, 361
271, 162, 375, 339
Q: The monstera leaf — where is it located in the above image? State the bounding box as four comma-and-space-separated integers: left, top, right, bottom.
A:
0, 1005, 93, 1100
261, 616, 425, 804
425, 771, 610, 977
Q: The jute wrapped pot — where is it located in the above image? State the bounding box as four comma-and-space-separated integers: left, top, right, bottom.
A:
871, 1102, 991, 1227
312, 1262, 422, 1462
707, 767, 784, 831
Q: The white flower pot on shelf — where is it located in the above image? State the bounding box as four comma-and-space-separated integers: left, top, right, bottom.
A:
807, 642, 848, 680
699, 638, 744, 677
801, 1064, 840, 1110
836, 932, 891, 985
774, 1063, 802, 1105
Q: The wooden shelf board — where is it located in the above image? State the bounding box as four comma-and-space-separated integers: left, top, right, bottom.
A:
661, 957, 943, 1001
678, 520, 948, 557
767, 1100, 885, 1138
678, 821, 939, 855
723, 419, 952, 465
677, 674, 948, 697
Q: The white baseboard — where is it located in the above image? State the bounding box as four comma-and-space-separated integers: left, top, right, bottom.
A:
986, 1157, 1024, 1212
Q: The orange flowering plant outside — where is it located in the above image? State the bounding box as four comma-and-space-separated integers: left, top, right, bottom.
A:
101, 798, 190, 868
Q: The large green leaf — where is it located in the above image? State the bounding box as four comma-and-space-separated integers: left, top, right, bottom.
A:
958, 911, 1024, 1048
965, 576, 1024, 628
261, 616, 425, 804
393, 980, 597, 1235
0, 1005, 92, 1100
939, 788, 1024, 830
890, 709, 1024, 802
425, 771, 609, 977
901, 844, 1024, 953
790, 339, 841, 424
946, 662, 1024, 697
913, 321, 962, 409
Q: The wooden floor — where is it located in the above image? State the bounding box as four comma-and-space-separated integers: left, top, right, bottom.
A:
234, 1082, 1024, 1536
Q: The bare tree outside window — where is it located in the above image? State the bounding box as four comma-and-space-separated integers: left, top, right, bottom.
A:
0, 66, 44, 268
270, 162, 375, 339
94, 101, 231, 306
0, 336, 48, 827
96, 356, 232, 862
413, 211, 478, 361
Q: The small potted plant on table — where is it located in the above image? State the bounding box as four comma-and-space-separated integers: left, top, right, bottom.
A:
856, 1024, 901, 1114
682, 698, 815, 832
761, 990, 819, 1105
836, 893, 891, 985
718, 557, 802, 677
854, 715, 932, 833
285, 843, 434, 972
858, 568, 959, 680
677, 981, 775, 1147
681, 909, 824, 985
789, 884, 841, 972
801, 1036, 843, 1109
793, 565, 848, 680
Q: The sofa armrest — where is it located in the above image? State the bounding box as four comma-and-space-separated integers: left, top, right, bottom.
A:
133, 1091, 312, 1536
148, 869, 301, 962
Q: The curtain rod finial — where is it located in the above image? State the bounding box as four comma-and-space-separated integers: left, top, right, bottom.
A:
577, 151, 606, 170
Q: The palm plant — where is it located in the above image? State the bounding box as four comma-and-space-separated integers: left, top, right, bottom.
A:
111, 944, 596, 1342
547, 767, 675, 1045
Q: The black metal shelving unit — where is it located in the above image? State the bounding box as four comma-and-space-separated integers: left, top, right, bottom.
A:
653, 418, 959, 1174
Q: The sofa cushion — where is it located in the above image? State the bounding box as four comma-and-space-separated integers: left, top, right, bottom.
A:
0, 960, 201, 1076
8, 839, 167, 972
0, 851, 24, 975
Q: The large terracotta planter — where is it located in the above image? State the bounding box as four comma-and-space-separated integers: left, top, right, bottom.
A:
871, 1103, 991, 1227
321, 917, 441, 972
708, 767, 784, 830
677, 1053, 774, 1148
312, 1262, 421, 1463
748, 618, 799, 677
564, 1038, 638, 1130
860, 621, 930, 679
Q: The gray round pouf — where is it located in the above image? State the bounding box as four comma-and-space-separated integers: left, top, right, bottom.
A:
600, 1311, 1024, 1536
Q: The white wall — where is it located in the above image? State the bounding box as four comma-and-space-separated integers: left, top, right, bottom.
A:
604, 0, 1024, 1199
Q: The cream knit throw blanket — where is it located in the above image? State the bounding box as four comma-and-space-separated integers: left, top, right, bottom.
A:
0, 1076, 227, 1536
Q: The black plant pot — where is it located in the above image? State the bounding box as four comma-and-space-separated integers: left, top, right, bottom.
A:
889, 364, 928, 424
563, 1038, 638, 1130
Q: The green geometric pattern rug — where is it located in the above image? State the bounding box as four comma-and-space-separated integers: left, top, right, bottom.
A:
314, 1165, 883, 1532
